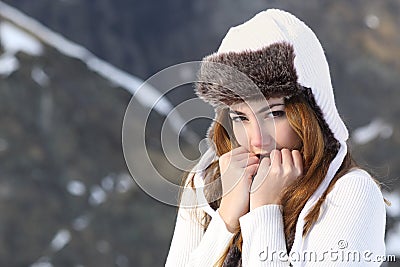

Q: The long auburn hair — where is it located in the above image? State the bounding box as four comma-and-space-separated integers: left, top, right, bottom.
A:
188, 89, 358, 266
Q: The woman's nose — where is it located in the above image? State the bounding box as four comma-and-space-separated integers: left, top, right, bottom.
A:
249, 123, 270, 148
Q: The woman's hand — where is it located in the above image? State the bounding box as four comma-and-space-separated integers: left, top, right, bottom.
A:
250, 149, 303, 210
218, 147, 259, 232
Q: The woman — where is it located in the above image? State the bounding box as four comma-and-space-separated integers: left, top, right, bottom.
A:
165, 9, 386, 266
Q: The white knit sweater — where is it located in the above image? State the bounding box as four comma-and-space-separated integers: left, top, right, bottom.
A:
165, 168, 386, 266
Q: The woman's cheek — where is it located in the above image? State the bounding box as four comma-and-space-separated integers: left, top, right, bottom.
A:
233, 125, 248, 148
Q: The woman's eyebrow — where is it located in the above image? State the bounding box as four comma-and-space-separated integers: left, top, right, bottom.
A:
256, 103, 284, 114
229, 103, 284, 116
229, 110, 245, 116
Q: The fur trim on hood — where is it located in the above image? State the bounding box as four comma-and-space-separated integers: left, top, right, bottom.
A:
195, 42, 302, 106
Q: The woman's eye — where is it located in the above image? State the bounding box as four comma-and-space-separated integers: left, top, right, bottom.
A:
267, 110, 285, 118
230, 116, 248, 122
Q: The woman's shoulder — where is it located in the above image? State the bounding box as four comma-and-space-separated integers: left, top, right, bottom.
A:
335, 167, 373, 184
329, 168, 385, 205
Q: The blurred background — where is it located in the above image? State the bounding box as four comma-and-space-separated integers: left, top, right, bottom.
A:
0, 0, 399, 266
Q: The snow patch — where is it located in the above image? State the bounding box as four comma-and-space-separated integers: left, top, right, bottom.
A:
50, 229, 71, 251
0, 21, 43, 56
72, 214, 90, 231
89, 185, 107, 206
30, 257, 53, 267
67, 180, 86, 196
32, 66, 50, 86
115, 173, 135, 193
351, 118, 393, 145
0, 52, 19, 76
365, 14, 380, 29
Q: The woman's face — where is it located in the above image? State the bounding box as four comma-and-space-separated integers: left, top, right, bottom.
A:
228, 97, 301, 157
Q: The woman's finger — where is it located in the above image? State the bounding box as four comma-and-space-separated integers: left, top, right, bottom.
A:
237, 155, 259, 167
292, 150, 303, 175
220, 147, 252, 166
270, 149, 281, 168
257, 156, 271, 173
281, 148, 294, 167
245, 163, 260, 177
250, 157, 271, 193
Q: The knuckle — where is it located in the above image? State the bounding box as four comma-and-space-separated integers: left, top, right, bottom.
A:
269, 166, 282, 176
282, 167, 291, 177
